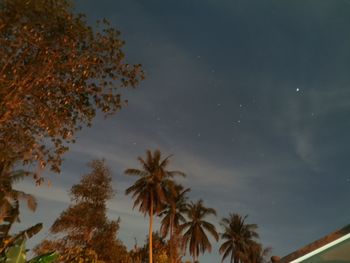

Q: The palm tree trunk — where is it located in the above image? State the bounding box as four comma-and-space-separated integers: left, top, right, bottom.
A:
170, 217, 174, 263
149, 197, 153, 263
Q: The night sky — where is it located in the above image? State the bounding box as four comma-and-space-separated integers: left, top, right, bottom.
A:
16, 1, 350, 262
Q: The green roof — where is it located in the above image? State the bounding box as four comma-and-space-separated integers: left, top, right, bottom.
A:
301, 237, 350, 263
280, 225, 350, 263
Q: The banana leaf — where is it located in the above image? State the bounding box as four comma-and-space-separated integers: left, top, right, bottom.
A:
27, 252, 59, 263
3, 239, 26, 263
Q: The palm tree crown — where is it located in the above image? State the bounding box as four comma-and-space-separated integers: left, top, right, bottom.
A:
0, 167, 37, 223
125, 150, 185, 216
181, 199, 219, 262
159, 184, 190, 238
159, 184, 190, 263
125, 149, 185, 263
219, 213, 259, 263
245, 242, 271, 263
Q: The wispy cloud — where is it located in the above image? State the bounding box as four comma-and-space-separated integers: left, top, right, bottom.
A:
16, 180, 70, 204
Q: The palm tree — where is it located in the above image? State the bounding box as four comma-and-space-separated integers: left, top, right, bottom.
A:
245, 242, 271, 263
125, 149, 185, 263
219, 213, 259, 263
159, 184, 190, 263
0, 166, 37, 223
0, 164, 39, 254
180, 199, 219, 263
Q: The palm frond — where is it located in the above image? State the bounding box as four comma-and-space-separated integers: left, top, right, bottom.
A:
167, 170, 186, 178
220, 242, 232, 262
202, 221, 219, 241
124, 168, 147, 176
219, 213, 260, 263
15, 191, 37, 212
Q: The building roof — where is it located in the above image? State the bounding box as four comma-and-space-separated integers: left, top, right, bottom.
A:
280, 224, 350, 263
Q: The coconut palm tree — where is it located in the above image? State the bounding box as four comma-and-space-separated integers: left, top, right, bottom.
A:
0, 163, 39, 254
245, 242, 271, 263
219, 213, 259, 263
159, 184, 190, 263
125, 149, 185, 263
0, 165, 37, 223
180, 199, 219, 263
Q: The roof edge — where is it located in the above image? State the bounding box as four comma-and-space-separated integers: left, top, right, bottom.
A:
280, 224, 350, 263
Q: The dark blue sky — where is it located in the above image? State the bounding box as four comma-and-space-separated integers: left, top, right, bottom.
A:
17, 1, 350, 262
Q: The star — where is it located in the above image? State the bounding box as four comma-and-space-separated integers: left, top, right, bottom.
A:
296, 88, 300, 92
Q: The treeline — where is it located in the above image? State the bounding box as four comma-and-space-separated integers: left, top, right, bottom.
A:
34, 152, 270, 263
0, 0, 271, 262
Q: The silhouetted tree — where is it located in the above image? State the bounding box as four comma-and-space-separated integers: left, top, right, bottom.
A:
245, 242, 271, 263
125, 149, 185, 263
160, 184, 190, 263
36, 160, 130, 263
137, 232, 171, 263
180, 199, 219, 263
219, 214, 259, 263
0, 200, 42, 256
0, 0, 144, 182
0, 166, 36, 222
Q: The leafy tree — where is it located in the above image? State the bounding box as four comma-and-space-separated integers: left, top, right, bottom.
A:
152, 232, 170, 263
140, 232, 171, 263
0, 0, 144, 181
180, 200, 219, 263
125, 150, 185, 263
219, 214, 259, 263
245, 242, 271, 263
35, 160, 129, 263
35, 241, 105, 263
128, 238, 146, 263
159, 184, 190, 263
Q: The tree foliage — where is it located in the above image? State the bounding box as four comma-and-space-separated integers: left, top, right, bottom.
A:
0, 0, 144, 180
125, 149, 185, 263
219, 214, 260, 263
0, 168, 41, 255
160, 184, 189, 239
35, 160, 130, 263
0, 200, 42, 256
0, 167, 37, 222
180, 199, 219, 263
245, 242, 271, 263
131, 232, 171, 263
159, 184, 190, 263
0, 238, 58, 263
